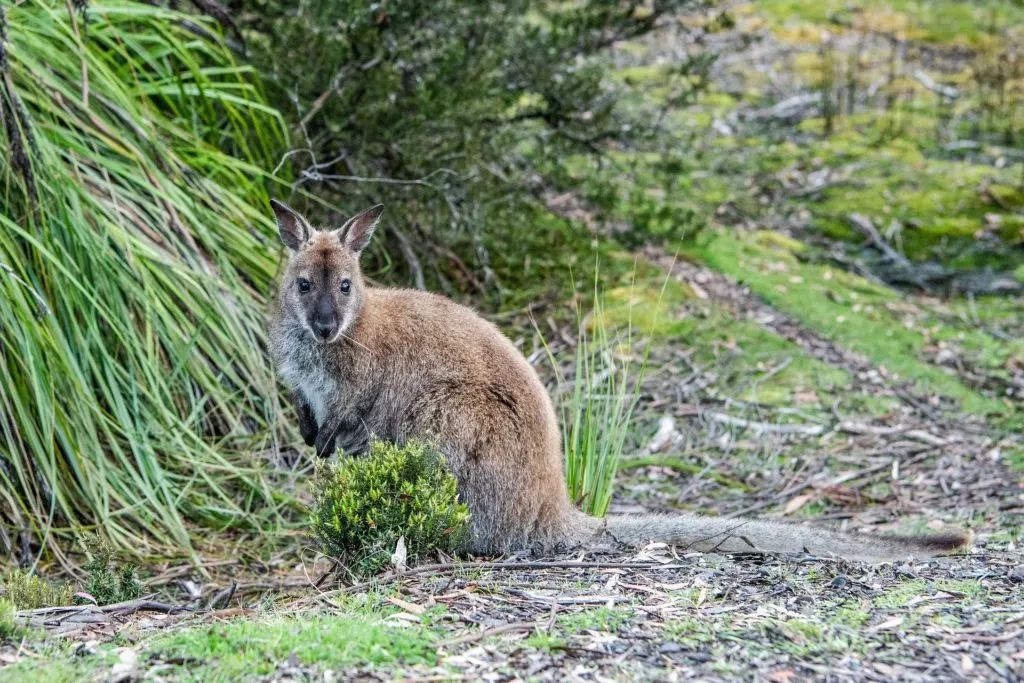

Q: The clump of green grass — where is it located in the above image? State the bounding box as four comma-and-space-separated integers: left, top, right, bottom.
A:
558, 606, 630, 633
77, 535, 141, 606
1, 569, 73, 610
0, 0, 288, 561
311, 440, 470, 577
2, 611, 439, 679
545, 268, 659, 517
0, 598, 20, 640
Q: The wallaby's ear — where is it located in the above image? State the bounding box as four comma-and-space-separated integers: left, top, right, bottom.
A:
270, 199, 311, 251
336, 204, 384, 253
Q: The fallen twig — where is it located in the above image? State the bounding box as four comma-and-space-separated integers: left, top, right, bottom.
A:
508, 589, 618, 606
332, 560, 691, 595
206, 581, 237, 611
837, 421, 948, 446
439, 621, 537, 648
21, 598, 253, 635
706, 411, 825, 436
913, 69, 959, 99
847, 213, 908, 267
725, 448, 933, 519
18, 598, 187, 621
952, 630, 1022, 644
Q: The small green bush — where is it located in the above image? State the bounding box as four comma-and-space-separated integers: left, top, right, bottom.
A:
1, 569, 74, 610
77, 535, 142, 606
311, 440, 470, 577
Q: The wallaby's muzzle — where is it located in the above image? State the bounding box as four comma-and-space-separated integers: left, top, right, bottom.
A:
311, 294, 338, 341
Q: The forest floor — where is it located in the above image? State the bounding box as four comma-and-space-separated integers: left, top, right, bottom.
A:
3, 0, 1022, 681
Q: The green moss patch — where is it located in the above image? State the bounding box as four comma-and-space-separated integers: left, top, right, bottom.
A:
4, 613, 438, 682
690, 230, 1012, 420
754, 0, 1024, 48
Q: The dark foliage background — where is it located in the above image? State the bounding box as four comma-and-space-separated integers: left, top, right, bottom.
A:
233, 0, 713, 302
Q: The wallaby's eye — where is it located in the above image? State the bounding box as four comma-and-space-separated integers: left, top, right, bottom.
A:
340, 279, 351, 295
297, 278, 311, 293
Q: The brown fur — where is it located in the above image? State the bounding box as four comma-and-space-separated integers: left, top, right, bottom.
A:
268, 201, 970, 562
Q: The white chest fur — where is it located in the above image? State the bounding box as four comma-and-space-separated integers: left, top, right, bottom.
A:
277, 351, 337, 426
298, 373, 335, 424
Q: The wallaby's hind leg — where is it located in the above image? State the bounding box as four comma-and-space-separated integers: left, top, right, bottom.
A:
447, 448, 574, 556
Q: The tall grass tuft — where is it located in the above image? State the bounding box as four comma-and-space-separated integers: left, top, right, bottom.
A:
1, 568, 74, 609
543, 268, 659, 517
0, 2, 288, 561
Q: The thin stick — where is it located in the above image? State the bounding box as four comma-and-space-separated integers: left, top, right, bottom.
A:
438, 621, 537, 648
706, 411, 826, 436
18, 598, 187, 619
725, 448, 932, 519
331, 560, 692, 595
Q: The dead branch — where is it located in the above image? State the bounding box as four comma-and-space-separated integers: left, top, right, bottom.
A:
439, 621, 537, 648
330, 560, 692, 595
725, 448, 934, 519
847, 213, 908, 267
705, 411, 826, 436
17, 598, 187, 620
837, 421, 948, 446
913, 69, 959, 99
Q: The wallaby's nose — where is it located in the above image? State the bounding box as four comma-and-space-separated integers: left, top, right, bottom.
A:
313, 319, 336, 340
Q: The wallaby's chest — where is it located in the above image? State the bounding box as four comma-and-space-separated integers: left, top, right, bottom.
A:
276, 339, 342, 425
296, 372, 336, 426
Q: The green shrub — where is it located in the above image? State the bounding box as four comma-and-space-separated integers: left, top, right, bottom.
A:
77, 535, 142, 606
232, 0, 714, 295
311, 440, 470, 577
1, 569, 74, 610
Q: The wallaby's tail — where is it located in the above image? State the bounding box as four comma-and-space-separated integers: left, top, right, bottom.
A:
572, 512, 969, 563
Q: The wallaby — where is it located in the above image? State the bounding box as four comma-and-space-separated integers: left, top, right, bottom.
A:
268, 200, 969, 563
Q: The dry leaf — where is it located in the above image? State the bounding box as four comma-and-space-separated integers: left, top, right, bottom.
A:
783, 493, 814, 515
390, 536, 408, 571
657, 582, 688, 591
869, 616, 903, 632
75, 591, 98, 605
769, 670, 797, 683
387, 596, 425, 615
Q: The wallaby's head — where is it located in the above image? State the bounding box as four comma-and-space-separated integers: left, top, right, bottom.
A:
270, 200, 383, 343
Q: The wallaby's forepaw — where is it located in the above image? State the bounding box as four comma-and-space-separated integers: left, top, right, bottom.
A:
335, 430, 369, 457
299, 421, 318, 448
314, 429, 337, 459
293, 393, 318, 447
